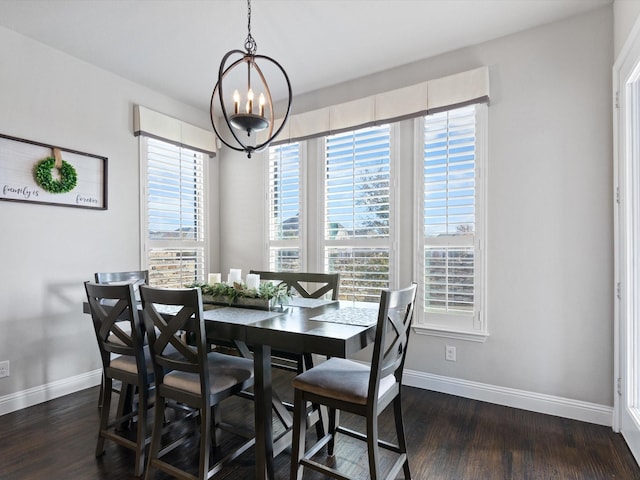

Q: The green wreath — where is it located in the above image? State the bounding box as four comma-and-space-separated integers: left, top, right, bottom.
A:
34, 157, 78, 194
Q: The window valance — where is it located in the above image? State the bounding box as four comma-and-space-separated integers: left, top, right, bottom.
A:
133, 105, 217, 157
268, 66, 490, 145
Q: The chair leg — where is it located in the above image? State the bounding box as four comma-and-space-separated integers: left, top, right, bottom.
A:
327, 407, 338, 456
393, 395, 411, 479
116, 383, 133, 431
210, 404, 221, 449
97, 374, 105, 411
290, 389, 307, 480
199, 405, 211, 479
366, 414, 381, 480
144, 393, 166, 480
133, 388, 147, 477
300, 353, 326, 440
96, 376, 112, 457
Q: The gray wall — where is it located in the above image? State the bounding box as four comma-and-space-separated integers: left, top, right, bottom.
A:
219, 7, 615, 407
0, 26, 215, 399
0, 4, 627, 415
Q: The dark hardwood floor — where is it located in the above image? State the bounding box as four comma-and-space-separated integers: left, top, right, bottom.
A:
1, 374, 638, 480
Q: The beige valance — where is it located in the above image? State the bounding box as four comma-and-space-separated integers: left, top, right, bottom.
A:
268, 66, 490, 145
133, 105, 216, 157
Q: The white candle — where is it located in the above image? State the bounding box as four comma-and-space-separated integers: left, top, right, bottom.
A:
208, 273, 221, 284
246, 273, 260, 290
228, 268, 242, 285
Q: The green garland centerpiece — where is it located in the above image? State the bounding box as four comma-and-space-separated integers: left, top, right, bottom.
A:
34, 156, 78, 194
187, 280, 290, 310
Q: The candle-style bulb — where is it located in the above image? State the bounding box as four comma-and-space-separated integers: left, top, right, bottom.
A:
259, 93, 265, 117
247, 89, 254, 114
233, 90, 240, 115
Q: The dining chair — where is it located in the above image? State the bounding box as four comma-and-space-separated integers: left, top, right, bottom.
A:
84, 281, 154, 477
139, 285, 255, 480
289, 283, 418, 480
250, 270, 340, 306
249, 271, 340, 437
249, 270, 340, 372
94, 270, 149, 299
94, 270, 149, 409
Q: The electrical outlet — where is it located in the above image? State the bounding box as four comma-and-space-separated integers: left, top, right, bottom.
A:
445, 346, 456, 362
0, 360, 9, 378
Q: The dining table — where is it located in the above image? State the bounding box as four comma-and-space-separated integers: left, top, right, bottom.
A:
202, 297, 379, 480
84, 295, 379, 480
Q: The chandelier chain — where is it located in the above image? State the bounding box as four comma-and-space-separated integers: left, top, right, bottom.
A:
244, 0, 257, 55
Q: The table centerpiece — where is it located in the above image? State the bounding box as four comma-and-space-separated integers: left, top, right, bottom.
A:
187, 280, 290, 311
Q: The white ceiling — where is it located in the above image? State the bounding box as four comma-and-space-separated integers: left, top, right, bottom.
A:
0, 0, 611, 111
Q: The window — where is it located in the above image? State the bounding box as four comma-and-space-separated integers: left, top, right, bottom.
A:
323, 125, 393, 303
141, 137, 207, 287
267, 142, 301, 271
416, 104, 487, 339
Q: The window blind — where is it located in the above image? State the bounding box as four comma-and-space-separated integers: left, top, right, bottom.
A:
423, 105, 476, 314
145, 138, 206, 287
324, 125, 391, 302
268, 143, 301, 271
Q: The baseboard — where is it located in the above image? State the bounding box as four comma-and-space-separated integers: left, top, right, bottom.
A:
0, 367, 613, 427
403, 369, 614, 427
0, 369, 102, 416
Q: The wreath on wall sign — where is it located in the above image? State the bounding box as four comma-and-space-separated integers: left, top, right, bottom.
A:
34, 156, 78, 194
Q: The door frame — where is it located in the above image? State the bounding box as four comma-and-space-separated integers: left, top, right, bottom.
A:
614, 13, 640, 464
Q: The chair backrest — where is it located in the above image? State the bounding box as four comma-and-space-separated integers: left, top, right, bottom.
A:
94, 270, 149, 285
250, 271, 340, 300
84, 281, 147, 380
368, 283, 417, 403
95, 270, 149, 300
139, 285, 208, 402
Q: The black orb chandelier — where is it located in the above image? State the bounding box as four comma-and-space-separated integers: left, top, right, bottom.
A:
210, 0, 292, 158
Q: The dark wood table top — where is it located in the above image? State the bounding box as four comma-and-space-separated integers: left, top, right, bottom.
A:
203, 300, 378, 358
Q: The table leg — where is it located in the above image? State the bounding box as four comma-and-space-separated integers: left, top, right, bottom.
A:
254, 344, 274, 480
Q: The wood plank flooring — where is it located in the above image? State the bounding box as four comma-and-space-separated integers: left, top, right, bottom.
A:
1, 378, 638, 480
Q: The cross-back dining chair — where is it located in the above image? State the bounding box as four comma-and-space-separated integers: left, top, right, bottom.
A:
248, 271, 341, 437
94, 270, 149, 299
289, 282, 418, 480
94, 270, 149, 409
139, 285, 255, 480
84, 281, 153, 477
250, 270, 340, 304
249, 270, 340, 375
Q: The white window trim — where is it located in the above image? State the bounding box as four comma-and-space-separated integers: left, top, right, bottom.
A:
412, 103, 489, 342
263, 141, 307, 272
318, 123, 399, 296
139, 136, 210, 285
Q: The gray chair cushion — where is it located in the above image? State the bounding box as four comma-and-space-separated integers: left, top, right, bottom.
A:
292, 357, 396, 405
110, 344, 178, 375
163, 352, 254, 395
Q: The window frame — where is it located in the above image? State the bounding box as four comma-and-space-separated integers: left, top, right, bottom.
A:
139, 136, 209, 287
412, 103, 488, 342
319, 123, 399, 303
265, 141, 306, 272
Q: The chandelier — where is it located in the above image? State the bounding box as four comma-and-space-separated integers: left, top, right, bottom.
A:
210, 0, 292, 158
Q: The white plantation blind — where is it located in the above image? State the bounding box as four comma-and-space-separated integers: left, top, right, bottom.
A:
268, 143, 301, 271
324, 125, 391, 303
144, 137, 206, 287
423, 105, 477, 317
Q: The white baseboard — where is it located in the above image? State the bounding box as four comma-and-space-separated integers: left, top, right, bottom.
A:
0, 369, 102, 417
403, 369, 614, 427
0, 367, 613, 428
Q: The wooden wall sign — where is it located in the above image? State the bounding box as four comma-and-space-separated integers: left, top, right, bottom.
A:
0, 134, 107, 210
